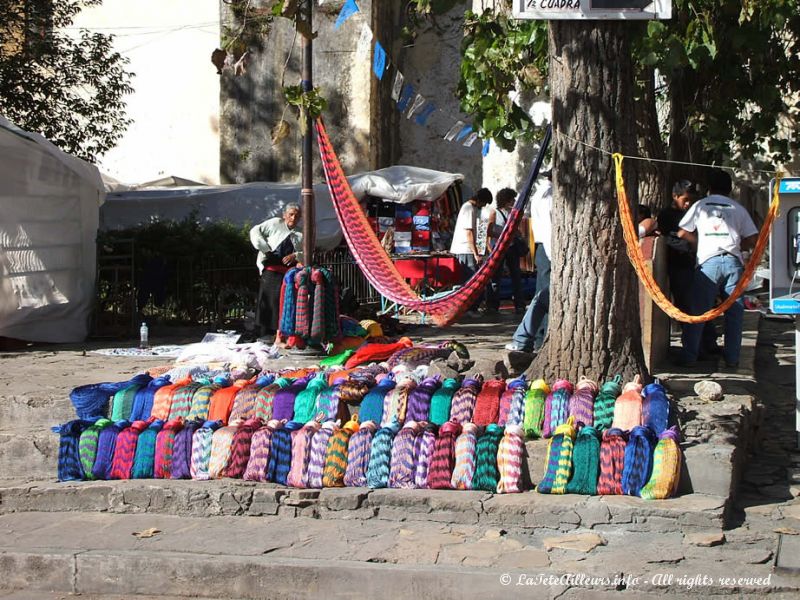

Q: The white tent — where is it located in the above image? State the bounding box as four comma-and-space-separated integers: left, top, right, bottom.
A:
0, 116, 105, 343
99, 166, 464, 251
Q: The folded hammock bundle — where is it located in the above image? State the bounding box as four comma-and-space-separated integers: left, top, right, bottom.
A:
498, 376, 524, 427
543, 379, 574, 439
597, 427, 627, 495
384, 341, 470, 371
279, 266, 341, 344
593, 375, 622, 431
568, 377, 598, 427
226, 417, 264, 478
642, 380, 670, 436
640, 426, 682, 500
110, 375, 155, 421
269, 421, 304, 486
612, 375, 644, 431
621, 425, 658, 496
229, 375, 274, 423
344, 420, 378, 487
54, 419, 93, 481
109, 419, 150, 480
473, 379, 506, 427
414, 422, 439, 488
131, 376, 171, 421
170, 418, 202, 480
187, 377, 225, 422
293, 373, 329, 424
472, 424, 505, 492
288, 419, 322, 488
154, 418, 184, 479
305, 420, 338, 488
70, 374, 149, 420
565, 425, 601, 495
366, 417, 401, 488
243, 420, 280, 482
254, 377, 293, 422
427, 420, 462, 489
388, 420, 423, 489
429, 378, 460, 425
190, 420, 223, 481
323, 416, 360, 488
405, 376, 442, 423
359, 376, 395, 425
208, 378, 252, 424
538, 417, 577, 495
132, 419, 164, 479
449, 376, 483, 424
78, 418, 113, 480
497, 424, 526, 494
168, 380, 203, 422
523, 379, 549, 438
91, 420, 129, 480
315, 117, 551, 325
381, 377, 416, 426
450, 422, 479, 490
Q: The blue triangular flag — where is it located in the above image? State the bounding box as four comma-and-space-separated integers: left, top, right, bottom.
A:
373, 40, 387, 80
456, 125, 472, 141
482, 140, 491, 156
415, 103, 436, 125
397, 84, 414, 112
335, 0, 360, 30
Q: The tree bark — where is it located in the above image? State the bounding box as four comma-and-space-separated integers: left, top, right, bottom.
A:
526, 21, 647, 383
635, 65, 668, 210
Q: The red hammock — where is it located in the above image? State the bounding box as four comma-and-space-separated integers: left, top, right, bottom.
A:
315, 118, 551, 326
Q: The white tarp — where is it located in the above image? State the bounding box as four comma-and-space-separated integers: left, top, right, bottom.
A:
350, 165, 463, 204
0, 115, 105, 343
99, 166, 464, 249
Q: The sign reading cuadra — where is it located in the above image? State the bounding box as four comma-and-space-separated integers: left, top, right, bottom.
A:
513, 0, 671, 20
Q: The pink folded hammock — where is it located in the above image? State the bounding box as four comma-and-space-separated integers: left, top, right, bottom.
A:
315, 118, 551, 326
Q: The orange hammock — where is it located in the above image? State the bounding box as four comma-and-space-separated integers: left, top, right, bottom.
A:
315, 118, 552, 326
614, 153, 781, 323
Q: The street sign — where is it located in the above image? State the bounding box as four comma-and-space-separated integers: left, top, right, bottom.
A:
513, 0, 671, 20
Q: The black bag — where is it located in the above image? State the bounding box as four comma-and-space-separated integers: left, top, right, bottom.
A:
511, 235, 529, 257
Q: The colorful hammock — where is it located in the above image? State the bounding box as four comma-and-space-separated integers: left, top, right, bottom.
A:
315, 118, 551, 326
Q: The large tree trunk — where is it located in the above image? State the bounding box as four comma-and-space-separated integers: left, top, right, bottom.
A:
635, 65, 668, 210
526, 21, 647, 383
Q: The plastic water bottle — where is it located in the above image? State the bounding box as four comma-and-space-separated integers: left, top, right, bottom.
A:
139, 322, 149, 349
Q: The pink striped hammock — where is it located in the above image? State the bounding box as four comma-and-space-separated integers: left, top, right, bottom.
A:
315, 118, 551, 326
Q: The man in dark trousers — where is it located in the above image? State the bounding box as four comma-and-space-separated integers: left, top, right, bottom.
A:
250, 203, 303, 342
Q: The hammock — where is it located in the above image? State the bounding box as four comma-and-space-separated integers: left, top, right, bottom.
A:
315, 118, 551, 326
614, 153, 780, 323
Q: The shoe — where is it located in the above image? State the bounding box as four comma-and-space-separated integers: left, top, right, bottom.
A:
504, 342, 530, 352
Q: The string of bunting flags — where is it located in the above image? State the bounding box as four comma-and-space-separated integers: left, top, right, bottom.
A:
334, 0, 492, 158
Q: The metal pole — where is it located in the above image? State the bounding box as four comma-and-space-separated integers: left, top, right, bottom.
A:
796, 316, 800, 448
300, 0, 315, 267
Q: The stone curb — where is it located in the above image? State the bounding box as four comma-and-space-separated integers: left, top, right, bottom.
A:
0, 480, 726, 533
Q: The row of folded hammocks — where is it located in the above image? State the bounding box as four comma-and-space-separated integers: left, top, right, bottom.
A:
54, 412, 680, 499
278, 266, 341, 345
54, 415, 525, 493
538, 419, 682, 500
69, 368, 670, 446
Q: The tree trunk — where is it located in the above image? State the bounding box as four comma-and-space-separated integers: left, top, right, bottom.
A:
526, 21, 648, 383
635, 65, 668, 210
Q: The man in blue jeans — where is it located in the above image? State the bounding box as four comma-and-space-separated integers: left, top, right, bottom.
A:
677, 169, 758, 368
505, 175, 552, 353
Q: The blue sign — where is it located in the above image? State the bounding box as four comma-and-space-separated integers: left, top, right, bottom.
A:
780, 179, 800, 194
771, 298, 800, 314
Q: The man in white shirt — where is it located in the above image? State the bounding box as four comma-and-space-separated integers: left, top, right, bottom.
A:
506, 174, 552, 353
450, 188, 492, 313
250, 203, 303, 340
677, 169, 758, 368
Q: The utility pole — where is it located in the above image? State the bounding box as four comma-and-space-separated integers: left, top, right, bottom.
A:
300, 0, 315, 267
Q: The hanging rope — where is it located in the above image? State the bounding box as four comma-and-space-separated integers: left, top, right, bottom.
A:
614, 153, 781, 323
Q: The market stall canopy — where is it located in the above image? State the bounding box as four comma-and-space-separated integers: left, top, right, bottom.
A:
350, 165, 464, 205
100, 166, 465, 251
0, 115, 105, 343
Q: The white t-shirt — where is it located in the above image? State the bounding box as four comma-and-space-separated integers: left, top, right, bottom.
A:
678, 194, 757, 265
529, 180, 553, 258
450, 201, 478, 255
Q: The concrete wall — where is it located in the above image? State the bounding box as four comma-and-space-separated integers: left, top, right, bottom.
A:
70, 0, 221, 185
